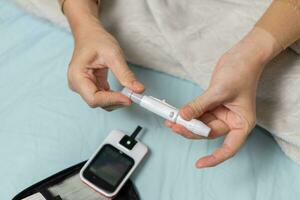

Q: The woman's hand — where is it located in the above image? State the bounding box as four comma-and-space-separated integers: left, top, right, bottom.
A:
68, 24, 144, 110
165, 27, 281, 168
63, 0, 144, 111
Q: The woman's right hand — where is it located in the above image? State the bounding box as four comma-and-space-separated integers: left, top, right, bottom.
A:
68, 24, 144, 111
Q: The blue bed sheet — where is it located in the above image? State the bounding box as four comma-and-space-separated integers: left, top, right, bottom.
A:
1, 1, 300, 199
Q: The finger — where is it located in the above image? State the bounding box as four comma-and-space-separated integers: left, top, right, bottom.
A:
199, 112, 228, 138
206, 119, 230, 139
94, 68, 110, 90
107, 54, 144, 93
75, 75, 131, 108
196, 129, 247, 168
68, 51, 96, 91
103, 104, 125, 112
165, 118, 229, 140
86, 69, 106, 91
164, 120, 175, 128
168, 123, 205, 140
199, 112, 217, 124
210, 106, 230, 124
180, 89, 226, 121
211, 106, 253, 131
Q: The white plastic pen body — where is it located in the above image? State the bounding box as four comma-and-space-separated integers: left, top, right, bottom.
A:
140, 96, 178, 121
122, 88, 211, 137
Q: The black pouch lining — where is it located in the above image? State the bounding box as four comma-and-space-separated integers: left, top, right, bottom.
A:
12, 161, 140, 200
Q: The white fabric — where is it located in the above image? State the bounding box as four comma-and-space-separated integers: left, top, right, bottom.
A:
12, 0, 300, 164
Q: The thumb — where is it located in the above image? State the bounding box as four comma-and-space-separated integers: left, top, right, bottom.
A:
180, 88, 226, 121
107, 54, 144, 93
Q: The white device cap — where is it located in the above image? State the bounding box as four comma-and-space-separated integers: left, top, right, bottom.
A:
176, 116, 211, 137
121, 87, 143, 104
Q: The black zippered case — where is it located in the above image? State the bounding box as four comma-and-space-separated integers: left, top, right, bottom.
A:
12, 161, 140, 200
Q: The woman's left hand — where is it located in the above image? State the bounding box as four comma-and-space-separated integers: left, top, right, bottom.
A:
165, 27, 280, 168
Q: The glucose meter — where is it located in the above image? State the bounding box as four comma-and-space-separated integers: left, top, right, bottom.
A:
80, 127, 148, 198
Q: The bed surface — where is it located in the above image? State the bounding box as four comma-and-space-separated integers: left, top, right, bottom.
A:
1, 1, 300, 199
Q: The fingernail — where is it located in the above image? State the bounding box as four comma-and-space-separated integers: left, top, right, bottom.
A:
174, 125, 183, 133
196, 162, 204, 168
121, 100, 132, 106
132, 80, 144, 91
180, 107, 192, 120
164, 121, 172, 128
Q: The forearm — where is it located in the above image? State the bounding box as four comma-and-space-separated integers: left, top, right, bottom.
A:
256, 0, 300, 50
59, 0, 101, 38
238, 0, 300, 76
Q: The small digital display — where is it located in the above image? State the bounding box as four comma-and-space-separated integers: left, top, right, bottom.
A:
84, 144, 134, 192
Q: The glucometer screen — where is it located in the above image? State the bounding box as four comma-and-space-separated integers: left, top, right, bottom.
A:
83, 144, 134, 192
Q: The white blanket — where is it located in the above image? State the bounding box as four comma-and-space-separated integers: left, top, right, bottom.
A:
12, 0, 300, 165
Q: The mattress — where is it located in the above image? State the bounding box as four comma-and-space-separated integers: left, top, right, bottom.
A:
1, 1, 300, 199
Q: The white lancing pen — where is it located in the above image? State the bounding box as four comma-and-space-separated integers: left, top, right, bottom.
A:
121, 88, 211, 137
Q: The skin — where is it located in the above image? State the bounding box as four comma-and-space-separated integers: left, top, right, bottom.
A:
63, 0, 144, 111
165, 27, 282, 168
61, 0, 297, 168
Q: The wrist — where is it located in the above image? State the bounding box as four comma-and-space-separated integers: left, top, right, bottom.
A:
227, 27, 283, 76
72, 20, 106, 43
63, 0, 102, 39
243, 27, 282, 65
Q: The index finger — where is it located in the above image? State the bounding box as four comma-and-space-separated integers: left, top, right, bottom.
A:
106, 53, 144, 93
195, 129, 248, 168
75, 75, 131, 108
